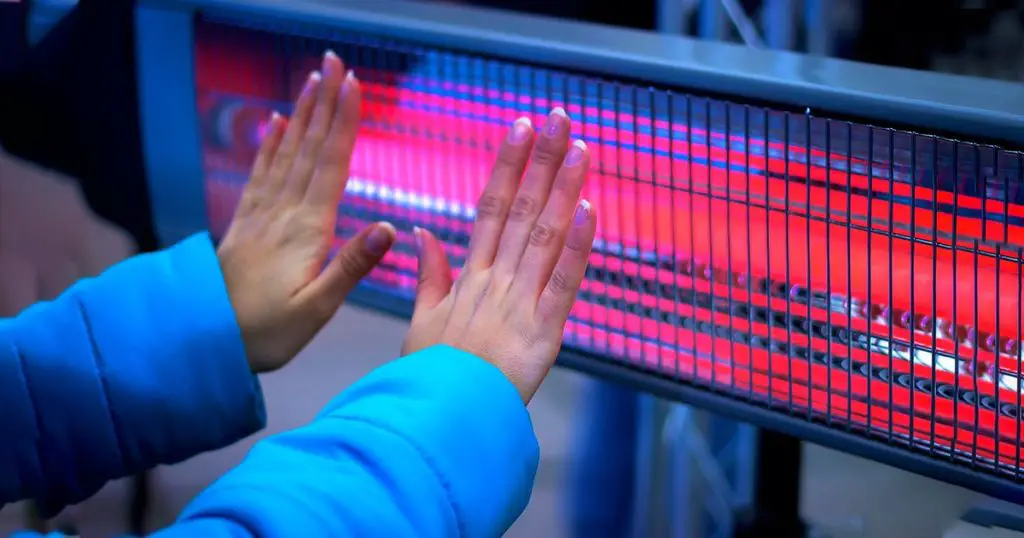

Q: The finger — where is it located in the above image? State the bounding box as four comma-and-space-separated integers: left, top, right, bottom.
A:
295, 222, 396, 317
265, 70, 321, 198
464, 116, 534, 272
303, 70, 362, 210
413, 226, 454, 312
509, 139, 589, 299
492, 107, 570, 279
536, 199, 595, 324
284, 50, 347, 202
237, 112, 286, 215
251, 112, 286, 179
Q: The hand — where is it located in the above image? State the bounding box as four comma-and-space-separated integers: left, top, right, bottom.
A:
217, 51, 396, 374
402, 108, 597, 403
0, 146, 136, 315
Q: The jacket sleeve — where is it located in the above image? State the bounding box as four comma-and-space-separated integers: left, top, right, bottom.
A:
152, 345, 540, 538
0, 232, 266, 514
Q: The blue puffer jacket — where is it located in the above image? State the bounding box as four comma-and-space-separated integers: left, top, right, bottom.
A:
1, 233, 539, 537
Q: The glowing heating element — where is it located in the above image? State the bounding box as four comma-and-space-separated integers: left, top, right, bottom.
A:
193, 21, 1024, 477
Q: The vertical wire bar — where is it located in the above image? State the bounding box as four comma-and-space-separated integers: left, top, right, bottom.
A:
394, 44, 414, 273
614, 83, 630, 367
362, 36, 377, 206
473, 55, 488, 260
953, 142, 961, 462
566, 72, 586, 350
972, 145, 982, 468
423, 47, 442, 259
866, 127, 874, 435
726, 104, 736, 396
997, 151, 1010, 473
744, 106, 755, 401
766, 107, 775, 405
806, 113, 814, 420
687, 96, 699, 382
598, 80, 614, 360
784, 113, 793, 411
1016, 154, 1023, 479
650, 88, 663, 372
632, 85, 647, 371
430, 51, 450, 245
909, 133, 917, 446
887, 129, 895, 443
706, 99, 717, 390
669, 91, 681, 381
846, 122, 854, 430
996, 238, 1002, 470
931, 137, 939, 457
1016, 242, 1023, 479
826, 120, 834, 425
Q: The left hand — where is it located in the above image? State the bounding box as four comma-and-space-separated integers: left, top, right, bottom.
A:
216, 50, 396, 374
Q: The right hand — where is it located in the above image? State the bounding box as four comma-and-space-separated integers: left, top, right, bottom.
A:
401, 108, 597, 403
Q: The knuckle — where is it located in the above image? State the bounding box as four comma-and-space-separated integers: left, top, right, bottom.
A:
476, 193, 506, 220
548, 268, 573, 295
528, 222, 557, 247
530, 142, 562, 167
337, 250, 371, 279
508, 195, 538, 221
564, 235, 589, 255
494, 147, 526, 173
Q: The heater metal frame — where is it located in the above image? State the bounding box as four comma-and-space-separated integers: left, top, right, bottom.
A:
135, 0, 1024, 513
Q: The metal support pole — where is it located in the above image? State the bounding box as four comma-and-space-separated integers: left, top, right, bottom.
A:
698, 0, 728, 41
732, 429, 807, 538
761, 0, 796, 51
804, 0, 832, 56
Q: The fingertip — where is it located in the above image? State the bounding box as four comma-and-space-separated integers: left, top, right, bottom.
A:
508, 116, 533, 145
573, 198, 593, 227
365, 221, 396, 256
342, 70, 360, 98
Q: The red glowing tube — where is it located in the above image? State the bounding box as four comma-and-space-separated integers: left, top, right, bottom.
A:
193, 27, 1024, 476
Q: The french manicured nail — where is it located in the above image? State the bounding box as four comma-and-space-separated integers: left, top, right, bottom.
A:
508, 117, 532, 144
413, 226, 424, 253
323, 50, 339, 73
342, 70, 357, 96
566, 139, 587, 166
573, 199, 591, 226
365, 222, 395, 255
305, 71, 321, 94
545, 107, 567, 137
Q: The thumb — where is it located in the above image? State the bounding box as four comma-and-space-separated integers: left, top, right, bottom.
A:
300, 222, 396, 313
413, 226, 453, 311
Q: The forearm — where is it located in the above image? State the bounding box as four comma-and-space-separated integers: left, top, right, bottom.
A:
0, 233, 265, 513
157, 346, 539, 538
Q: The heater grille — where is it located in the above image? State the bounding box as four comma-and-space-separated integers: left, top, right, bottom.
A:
192, 17, 1024, 485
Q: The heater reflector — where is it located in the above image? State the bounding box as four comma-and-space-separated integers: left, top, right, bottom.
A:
189, 16, 1024, 490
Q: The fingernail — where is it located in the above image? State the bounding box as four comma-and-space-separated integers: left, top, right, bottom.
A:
306, 71, 321, 94
413, 226, 424, 253
365, 222, 395, 255
545, 107, 567, 137
508, 117, 532, 144
342, 70, 357, 96
573, 199, 591, 226
566, 139, 587, 166
323, 50, 338, 73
